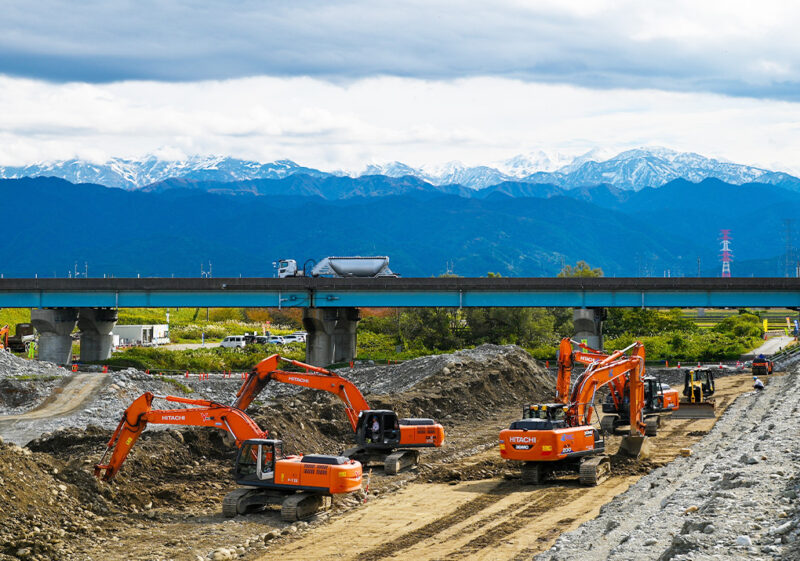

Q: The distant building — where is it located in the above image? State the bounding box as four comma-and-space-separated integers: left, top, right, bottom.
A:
112, 324, 170, 346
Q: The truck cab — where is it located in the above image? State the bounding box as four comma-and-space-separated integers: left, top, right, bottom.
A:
277, 259, 299, 278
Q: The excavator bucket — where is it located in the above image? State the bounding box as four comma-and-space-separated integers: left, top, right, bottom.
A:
618, 435, 652, 459
671, 401, 715, 419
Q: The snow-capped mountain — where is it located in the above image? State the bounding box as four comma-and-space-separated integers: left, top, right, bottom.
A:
534, 147, 773, 190
0, 156, 327, 190
359, 147, 800, 190
2, 147, 798, 192
496, 150, 575, 176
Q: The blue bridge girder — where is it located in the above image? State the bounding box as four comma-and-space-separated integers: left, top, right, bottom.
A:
0, 277, 799, 309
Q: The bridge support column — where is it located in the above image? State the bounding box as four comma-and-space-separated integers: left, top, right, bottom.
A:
333, 307, 361, 363
78, 308, 118, 362
303, 307, 360, 366
30, 308, 78, 365
573, 307, 605, 351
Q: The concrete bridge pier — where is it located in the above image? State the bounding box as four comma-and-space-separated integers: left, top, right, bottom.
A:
333, 307, 361, 363
574, 307, 605, 351
30, 308, 78, 365
78, 307, 118, 362
303, 307, 360, 366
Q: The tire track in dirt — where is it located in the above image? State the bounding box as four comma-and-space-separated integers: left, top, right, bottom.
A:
357, 484, 512, 561
0, 373, 110, 444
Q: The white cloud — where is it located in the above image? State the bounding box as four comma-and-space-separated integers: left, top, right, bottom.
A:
1, 74, 800, 174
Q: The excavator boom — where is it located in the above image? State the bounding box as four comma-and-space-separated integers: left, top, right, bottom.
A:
236, 354, 370, 431
94, 392, 268, 481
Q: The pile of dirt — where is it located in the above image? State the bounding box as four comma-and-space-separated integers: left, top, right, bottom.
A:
369, 344, 553, 421
0, 434, 117, 560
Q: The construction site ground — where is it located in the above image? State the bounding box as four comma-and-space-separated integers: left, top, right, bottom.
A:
0, 346, 776, 561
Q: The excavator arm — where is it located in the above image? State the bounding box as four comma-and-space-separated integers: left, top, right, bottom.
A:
94, 392, 268, 481
555, 337, 625, 411
568, 342, 646, 436
0, 325, 9, 350
234, 354, 371, 432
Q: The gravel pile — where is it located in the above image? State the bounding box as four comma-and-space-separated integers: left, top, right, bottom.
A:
343, 345, 525, 394
0, 367, 249, 445
0, 352, 70, 415
536, 369, 800, 561
0, 351, 68, 380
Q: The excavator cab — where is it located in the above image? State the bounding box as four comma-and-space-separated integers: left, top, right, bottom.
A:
520, 403, 569, 429
234, 439, 281, 483
355, 410, 402, 450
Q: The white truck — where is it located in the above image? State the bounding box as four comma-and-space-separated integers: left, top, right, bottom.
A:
277, 256, 397, 278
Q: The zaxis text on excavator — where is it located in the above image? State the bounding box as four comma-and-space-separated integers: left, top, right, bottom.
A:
500, 339, 651, 486
94, 392, 362, 521
234, 354, 445, 474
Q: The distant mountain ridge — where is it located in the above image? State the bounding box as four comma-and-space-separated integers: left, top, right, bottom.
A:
3, 147, 798, 192
2, 175, 799, 279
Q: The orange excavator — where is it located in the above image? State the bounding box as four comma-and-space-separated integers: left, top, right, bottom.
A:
553, 337, 678, 434
558, 337, 679, 433
94, 392, 362, 521
0, 325, 9, 350
233, 354, 445, 474
500, 341, 650, 485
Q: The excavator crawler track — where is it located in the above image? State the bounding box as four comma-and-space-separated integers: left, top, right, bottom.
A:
521, 462, 546, 485
281, 492, 330, 522
222, 488, 257, 518
579, 456, 610, 486
384, 450, 420, 475
644, 417, 659, 437
600, 415, 617, 435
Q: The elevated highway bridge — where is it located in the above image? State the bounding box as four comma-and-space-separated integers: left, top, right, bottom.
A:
2, 277, 798, 366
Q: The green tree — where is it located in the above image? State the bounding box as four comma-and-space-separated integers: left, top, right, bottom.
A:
557, 260, 604, 278
464, 307, 554, 346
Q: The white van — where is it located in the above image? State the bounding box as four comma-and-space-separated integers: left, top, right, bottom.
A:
220, 335, 246, 348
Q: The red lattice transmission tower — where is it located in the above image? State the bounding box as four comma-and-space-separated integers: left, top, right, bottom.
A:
719, 229, 732, 278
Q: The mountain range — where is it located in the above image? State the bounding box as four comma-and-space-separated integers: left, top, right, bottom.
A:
2, 174, 798, 279
3, 147, 799, 192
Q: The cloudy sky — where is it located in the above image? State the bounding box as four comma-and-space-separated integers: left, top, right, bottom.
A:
2, 1, 800, 172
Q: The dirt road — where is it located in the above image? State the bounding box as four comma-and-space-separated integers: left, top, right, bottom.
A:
256, 374, 754, 561
0, 373, 109, 443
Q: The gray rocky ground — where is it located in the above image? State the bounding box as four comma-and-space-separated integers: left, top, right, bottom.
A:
536, 367, 800, 561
